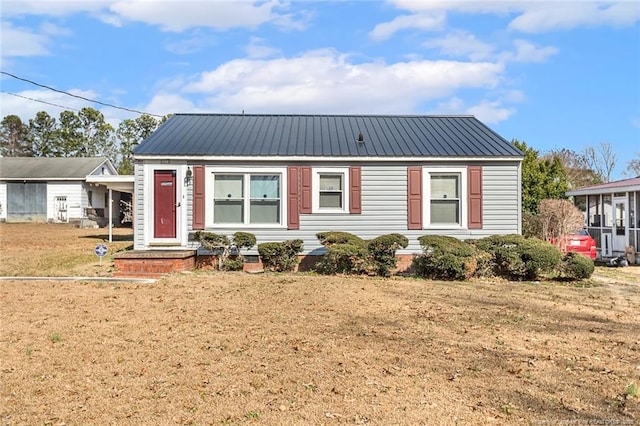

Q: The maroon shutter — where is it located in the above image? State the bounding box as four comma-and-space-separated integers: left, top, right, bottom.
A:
349, 166, 362, 214
287, 166, 300, 230
407, 166, 422, 230
300, 166, 312, 214
467, 166, 483, 229
192, 165, 205, 230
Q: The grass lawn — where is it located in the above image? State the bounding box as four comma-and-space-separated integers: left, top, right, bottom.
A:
0, 223, 638, 424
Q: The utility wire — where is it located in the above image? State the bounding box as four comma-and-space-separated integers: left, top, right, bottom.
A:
1, 71, 162, 117
1, 90, 79, 112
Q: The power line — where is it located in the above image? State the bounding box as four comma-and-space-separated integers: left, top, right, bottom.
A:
1, 70, 162, 117
1, 90, 79, 112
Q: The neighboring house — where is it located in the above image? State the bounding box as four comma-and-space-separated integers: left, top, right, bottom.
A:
131, 114, 523, 259
567, 176, 640, 258
0, 157, 121, 225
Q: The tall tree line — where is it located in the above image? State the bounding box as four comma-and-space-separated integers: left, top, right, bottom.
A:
0, 107, 168, 174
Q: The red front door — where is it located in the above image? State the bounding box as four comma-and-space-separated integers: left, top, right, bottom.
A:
154, 170, 176, 238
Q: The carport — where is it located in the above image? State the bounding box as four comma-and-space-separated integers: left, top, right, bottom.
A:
85, 175, 134, 242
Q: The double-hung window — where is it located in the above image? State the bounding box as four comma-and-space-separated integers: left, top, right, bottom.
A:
313, 168, 349, 213
211, 171, 283, 226
424, 167, 467, 227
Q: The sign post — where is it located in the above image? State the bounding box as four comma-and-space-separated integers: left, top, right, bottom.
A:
95, 243, 108, 266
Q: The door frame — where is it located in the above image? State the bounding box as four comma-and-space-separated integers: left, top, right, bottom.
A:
144, 164, 187, 247
613, 197, 628, 254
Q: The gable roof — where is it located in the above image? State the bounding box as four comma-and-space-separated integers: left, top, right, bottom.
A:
567, 176, 640, 196
0, 157, 114, 180
133, 114, 523, 159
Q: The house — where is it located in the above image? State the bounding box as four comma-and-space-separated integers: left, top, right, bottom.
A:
121, 114, 523, 275
0, 157, 127, 228
567, 176, 640, 259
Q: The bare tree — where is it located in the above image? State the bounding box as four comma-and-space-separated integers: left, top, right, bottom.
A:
545, 148, 602, 188
624, 151, 640, 177
538, 199, 585, 252
583, 142, 617, 182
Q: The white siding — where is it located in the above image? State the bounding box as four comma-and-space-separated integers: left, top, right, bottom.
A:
133, 162, 145, 250
0, 182, 6, 220
47, 181, 85, 221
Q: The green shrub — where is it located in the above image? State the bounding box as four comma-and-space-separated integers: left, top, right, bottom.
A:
221, 257, 244, 271
315, 243, 374, 275
194, 231, 230, 252
316, 231, 366, 247
258, 239, 303, 272
560, 252, 595, 280
473, 234, 561, 280
367, 233, 409, 277
413, 235, 476, 280
232, 232, 256, 250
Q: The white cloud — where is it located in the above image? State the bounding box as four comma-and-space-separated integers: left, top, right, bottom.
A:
466, 100, 515, 123
176, 49, 504, 114
143, 93, 200, 116
106, 0, 302, 32
499, 39, 558, 63
0, 1, 109, 18
369, 11, 445, 40
245, 37, 280, 59
377, 0, 640, 37
0, 88, 100, 121
0, 21, 51, 57
423, 30, 495, 61
164, 33, 217, 55
508, 2, 640, 33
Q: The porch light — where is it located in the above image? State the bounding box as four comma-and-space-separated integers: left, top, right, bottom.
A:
184, 167, 193, 186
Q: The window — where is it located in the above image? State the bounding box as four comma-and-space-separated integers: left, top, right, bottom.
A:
313, 168, 349, 213
424, 167, 467, 228
209, 170, 283, 226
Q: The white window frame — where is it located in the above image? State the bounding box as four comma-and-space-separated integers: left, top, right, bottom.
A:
423, 166, 467, 229
312, 167, 350, 214
205, 167, 287, 228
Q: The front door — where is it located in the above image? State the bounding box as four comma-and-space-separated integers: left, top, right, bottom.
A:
154, 170, 177, 238
613, 198, 627, 253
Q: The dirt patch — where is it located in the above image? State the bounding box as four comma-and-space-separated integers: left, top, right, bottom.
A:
0, 224, 638, 424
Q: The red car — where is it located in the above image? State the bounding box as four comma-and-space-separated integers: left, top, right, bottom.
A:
561, 229, 598, 260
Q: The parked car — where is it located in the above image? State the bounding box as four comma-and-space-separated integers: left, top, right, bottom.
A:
562, 229, 597, 260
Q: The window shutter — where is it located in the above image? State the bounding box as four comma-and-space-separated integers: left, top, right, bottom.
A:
300, 166, 312, 214
467, 166, 483, 229
349, 166, 362, 214
287, 166, 300, 230
192, 166, 205, 230
407, 166, 422, 230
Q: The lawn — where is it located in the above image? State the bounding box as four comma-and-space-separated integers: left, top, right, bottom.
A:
0, 223, 638, 424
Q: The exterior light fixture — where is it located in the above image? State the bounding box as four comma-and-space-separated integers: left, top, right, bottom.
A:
184, 167, 193, 186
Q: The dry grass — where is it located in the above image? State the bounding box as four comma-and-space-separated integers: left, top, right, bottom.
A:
0, 224, 639, 425
0, 223, 133, 276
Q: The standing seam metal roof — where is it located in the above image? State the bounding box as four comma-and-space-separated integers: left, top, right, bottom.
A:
133, 114, 523, 157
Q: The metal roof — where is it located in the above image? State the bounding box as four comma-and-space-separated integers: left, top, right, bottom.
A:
133, 114, 523, 158
0, 157, 112, 180
567, 176, 640, 196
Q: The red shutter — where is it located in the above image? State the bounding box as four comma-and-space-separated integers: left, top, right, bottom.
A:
192, 165, 205, 230
407, 166, 422, 230
287, 166, 300, 230
349, 166, 362, 214
467, 166, 483, 229
300, 166, 312, 214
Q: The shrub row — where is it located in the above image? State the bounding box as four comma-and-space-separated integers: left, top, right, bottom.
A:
314, 231, 408, 277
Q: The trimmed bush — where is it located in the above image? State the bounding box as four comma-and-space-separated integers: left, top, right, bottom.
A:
232, 232, 256, 250
316, 231, 366, 247
413, 235, 477, 280
221, 257, 244, 271
194, 231, 230, 252
560, 252, 595, 280
473, 234, 562, 280
367, 233, 409, 277
258, 239, 303, 272
314, 243, 374, 275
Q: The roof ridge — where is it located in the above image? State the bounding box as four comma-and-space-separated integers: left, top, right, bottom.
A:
174, 113, 477, 118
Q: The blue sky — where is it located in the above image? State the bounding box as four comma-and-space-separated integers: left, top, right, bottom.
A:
1, 0, 639, 179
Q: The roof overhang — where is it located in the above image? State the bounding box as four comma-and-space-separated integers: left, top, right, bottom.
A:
85, 175, 135, 193
133, 155, 524, 162
567, 184, 640, 196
